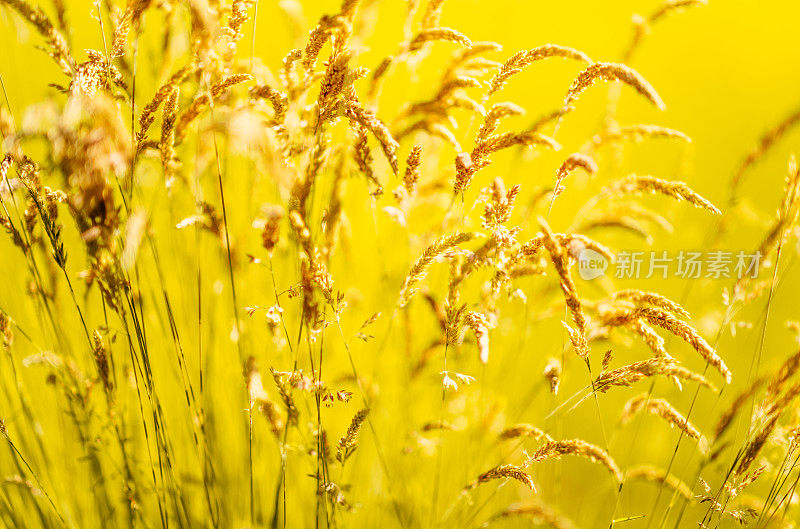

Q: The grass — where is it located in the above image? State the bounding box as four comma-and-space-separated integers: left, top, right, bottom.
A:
0, 0, 800, 528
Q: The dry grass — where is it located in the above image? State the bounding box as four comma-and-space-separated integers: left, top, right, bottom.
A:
0, 0, 798, 528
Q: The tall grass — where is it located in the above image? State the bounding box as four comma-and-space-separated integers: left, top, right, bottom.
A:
0, 0, 799, 528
